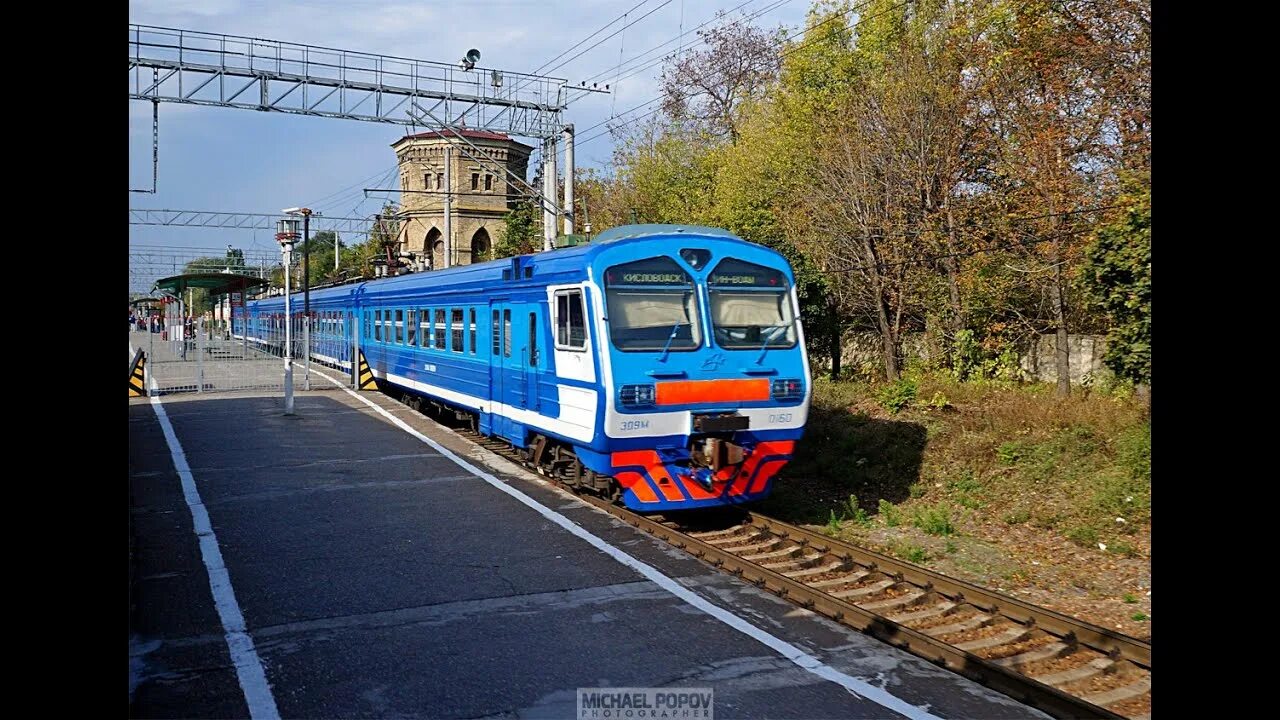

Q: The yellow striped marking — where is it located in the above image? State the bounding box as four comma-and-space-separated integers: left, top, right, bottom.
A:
357, 350, 377, 390
129, 351, 147, 397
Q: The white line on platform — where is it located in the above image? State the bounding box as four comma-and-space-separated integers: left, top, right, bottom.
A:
149, 397, 281, 720
313, 369, 943, 720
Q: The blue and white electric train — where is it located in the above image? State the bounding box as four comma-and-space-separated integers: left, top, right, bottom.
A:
237, 224, 812, 511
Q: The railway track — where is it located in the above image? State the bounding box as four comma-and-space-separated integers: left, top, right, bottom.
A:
393, 392, 1151, 720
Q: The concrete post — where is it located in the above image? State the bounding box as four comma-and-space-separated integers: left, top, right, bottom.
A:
563, 124, 574, 236
543, 137, 558, 251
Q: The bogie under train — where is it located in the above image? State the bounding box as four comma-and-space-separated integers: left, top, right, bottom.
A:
238, 224, 811, 511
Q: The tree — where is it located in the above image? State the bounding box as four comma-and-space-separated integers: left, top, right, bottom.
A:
659, 13, 786, 141
494, 199, 540, 259
1081, 174, 1149, 388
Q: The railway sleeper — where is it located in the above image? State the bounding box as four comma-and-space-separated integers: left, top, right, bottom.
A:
922, 613, 995, 638
989, 641, 1072, 669
886, 601, 957, 624
1031, 657, 1116, 687
784, 561, 850, 580
688, 526, 748, 540
758, 553, 826, 571
741, 544, 807, 561
860, 589, 930, 613
720, 537, 787, 554
1082, 675, 1151, 707
703, 533, 769, 548
953, 624, 1033, 652
831, 578, 898, 600
807, 570, 871, 588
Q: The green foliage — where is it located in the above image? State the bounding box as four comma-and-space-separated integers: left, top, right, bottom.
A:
1108, 540, 1138, 558
878, 499, 902, 527
876, 378, 918, 413
912, 503, 955, 536
1066, 525, 1098, 548
495, 199, 539, 260
1130, 612, 1148, 622
996, 441, 1023, 465
844, 494, 871, 526
895, 542, 929, 563
1122, 593, 1138, 604
825, 509, 842, 536
1082, 175, 1151, 386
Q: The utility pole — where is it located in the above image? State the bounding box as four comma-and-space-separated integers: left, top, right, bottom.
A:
335, 231, 341, 272
563, 124, 575, 236
542, 136, 558, 251
276, 219, 300, 415
284, 207, 315, 390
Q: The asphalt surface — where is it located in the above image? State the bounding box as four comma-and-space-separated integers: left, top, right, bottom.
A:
129, 386, 1049, 719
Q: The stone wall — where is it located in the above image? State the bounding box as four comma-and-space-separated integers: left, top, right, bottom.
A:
816, 331, 1109, 384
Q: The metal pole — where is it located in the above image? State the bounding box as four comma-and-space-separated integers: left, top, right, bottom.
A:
196, 316, 204, 393
543, 137, 558, 251
443, 146, 453, 269
283, 245, 294, 415
303, 211, 311, 390
563, 124, 574, 236
335, 231, 341, 272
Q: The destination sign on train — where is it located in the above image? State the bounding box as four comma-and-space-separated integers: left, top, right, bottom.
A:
708, 259, 785, 287
605, 258, 691, 286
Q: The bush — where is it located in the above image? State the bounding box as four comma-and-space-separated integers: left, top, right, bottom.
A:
877, 378, 918, 414
912, 503, 955, 536
879, 499, 902, 527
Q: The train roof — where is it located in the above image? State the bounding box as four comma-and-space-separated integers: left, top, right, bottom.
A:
251, 224, 774, 306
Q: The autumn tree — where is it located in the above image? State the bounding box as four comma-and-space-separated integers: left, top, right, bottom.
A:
659, 14, 787, 141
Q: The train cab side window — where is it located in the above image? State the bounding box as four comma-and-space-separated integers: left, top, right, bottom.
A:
407, 308, 417, 345
469, 309, 477, 354
554, 290, 587, 350
451, 309, 463, 352
434, 309, 446, 349
374, 310, 382, 342
503, 309, 511, 358
529, 313, 538, 367
492, 310, 501, 355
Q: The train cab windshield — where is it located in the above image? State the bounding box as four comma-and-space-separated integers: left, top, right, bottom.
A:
604, 257, 703, 352
708, 258, 797, 349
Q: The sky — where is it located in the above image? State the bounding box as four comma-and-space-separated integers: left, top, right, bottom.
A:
128, 0, 814, 258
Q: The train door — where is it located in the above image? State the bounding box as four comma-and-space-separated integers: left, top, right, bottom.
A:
489, 301, 516, 441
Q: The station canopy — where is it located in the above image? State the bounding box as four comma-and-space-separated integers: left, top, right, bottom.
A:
152, 272, 269, 298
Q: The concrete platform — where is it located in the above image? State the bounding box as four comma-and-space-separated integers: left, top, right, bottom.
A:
129, 382, 1049, 720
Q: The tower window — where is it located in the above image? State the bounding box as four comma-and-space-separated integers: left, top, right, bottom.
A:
437, 173, 444, 189
485, 175, 493, 191
423, 173, 431, 189
471, 173, 479, 190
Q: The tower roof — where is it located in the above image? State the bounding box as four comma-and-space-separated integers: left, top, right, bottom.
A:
392, 129, 534, 151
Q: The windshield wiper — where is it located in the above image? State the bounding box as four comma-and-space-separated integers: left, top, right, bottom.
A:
754, 323, 790, 365
658, 320, 686, 363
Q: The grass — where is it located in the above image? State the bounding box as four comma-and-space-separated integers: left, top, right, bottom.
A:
1131, 612, 1148, 622
763, 370, 1151, 557
1122, 593, 1138, 604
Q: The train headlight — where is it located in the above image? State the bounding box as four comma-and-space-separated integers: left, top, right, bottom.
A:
771, 378, 803, 401
620, 383, 656, 408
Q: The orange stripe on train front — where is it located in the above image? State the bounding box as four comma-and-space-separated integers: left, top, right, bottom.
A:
614, 470, 660, 503
613, 450, 683, 502
654, 378, 770, 405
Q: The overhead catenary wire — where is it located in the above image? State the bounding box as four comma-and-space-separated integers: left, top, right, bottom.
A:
567, 0, 795, 103
575, 0, 901, 150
